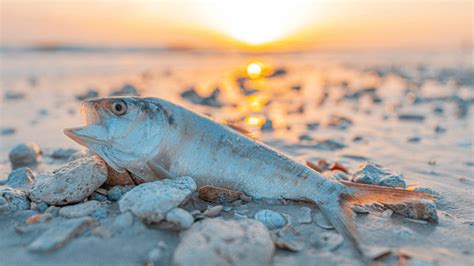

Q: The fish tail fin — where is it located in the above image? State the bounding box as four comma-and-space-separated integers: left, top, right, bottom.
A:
316, 181, 438, 260
340, 180, 438, 223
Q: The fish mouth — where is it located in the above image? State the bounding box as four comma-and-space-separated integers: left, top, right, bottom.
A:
64, 100, 108, 147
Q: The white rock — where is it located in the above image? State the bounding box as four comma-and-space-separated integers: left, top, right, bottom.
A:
119, 176, 196, 223
30, 156, 107, 205
111, 212, 134, 232
6, 167, 34, 190
173, 218, 274, 266
59, 200, 101, 218
254, 209, 287, 229
165, 208, 194, 229
0, 187, 30, 213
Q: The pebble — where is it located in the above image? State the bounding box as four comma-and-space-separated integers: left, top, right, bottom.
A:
435, 125, 446, 134
92, 207, 108, 220
314, 139, 347, 151
92, 226, 112, 238
180, 87, 222, 107
203, 205, 223, 217
324, 170, 351, 181
0, 127, 15, 136
327, 115, 353, 130
274, 225, 304, 252
408, 136, 422, 143
119, 176, 196, 223
0, 187, 30, 213
90, 192, 108, 202
352, 205, 369, 214
107, 185, 133, 201
30, 156, 108, 205
386, 199, 438, 223
381, 209, 394, 218
306, 122, 320, 130
35, 202, 49, 212
352, 162, 406, 188
254, 209, 287, 230
296, 207, 313, 224
28, 217, 95, 252
4, 90, 26, 100
261, 119, 274, 131
173, 218, 274, 266
398, 113, 425, 122
165, 208, 194, 229
50, 148, 79, 159
409, 186, 441, 197
75, 89, 99, 101
267, 67, 287, 78
198, 185, 243, 203
233, 212, 248, 220
26, 213, 53, 224
9, 143, 42, 168
59, 200, 101, 218
109, 83, 139, 96
310, 231, 344, 251
6, 167, 34, 189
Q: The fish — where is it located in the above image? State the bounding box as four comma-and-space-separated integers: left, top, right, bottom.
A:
64, 97, 437, 259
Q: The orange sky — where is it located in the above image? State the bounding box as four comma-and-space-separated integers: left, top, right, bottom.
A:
1, 0, 472, 51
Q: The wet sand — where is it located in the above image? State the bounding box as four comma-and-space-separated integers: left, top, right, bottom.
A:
1, 50, 473, 265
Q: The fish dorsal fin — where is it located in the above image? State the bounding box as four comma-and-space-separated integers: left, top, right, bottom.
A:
224, 122, 258, 140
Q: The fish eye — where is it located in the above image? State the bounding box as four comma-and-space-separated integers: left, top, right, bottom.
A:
111, 100, 127, 116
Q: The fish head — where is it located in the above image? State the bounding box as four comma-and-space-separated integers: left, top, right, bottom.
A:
64, 97, 170, 172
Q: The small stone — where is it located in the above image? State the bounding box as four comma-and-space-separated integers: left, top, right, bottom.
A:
173, 219, 274, 266
51, 148, 79, 159
310, 231, 344, 251
203, 205, 223, 217
107, 185, 133, 201
35, 202, 49, 212
381, 209, 394, 218
0, 187, 30, 213
28, 217, 95, 252
408, 186, 441, 197
59, 200, 101, 218
352, 162, 406, 188
75, 89, 99, 101
180, 87, 222, 107
435, 125, 446, 134
297, 207, 312, 224
385, 199, 438, 223
67, 150, 88, 162
352, 205, 369, 214
198, 185, 243, 204
398, 113, 425, 122
26, 213, 53, 224
233, 212, 248, 220
327, 115, 353, 130
165, 208, 194, 229
4, 90, 26, 100
254, 209, 287, 230
30, 156, 108, 205
314, 139, 347, 151
119, 176, 196, 223
274, 225, 304, 252
109, 83, 139, 96
6, 167, 34, 189
261, 119, 274, 131
324, 170, 351, 181
0, 127, 15, 136
408, 136, 421, 143
306, 122, 320, 130
299, 134, 313, 141
9, 143, 42, 168
90, 192, 108, 202
267, 67, 287, 78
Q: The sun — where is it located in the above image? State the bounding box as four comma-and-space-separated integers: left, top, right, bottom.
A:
200, 0, 314, 46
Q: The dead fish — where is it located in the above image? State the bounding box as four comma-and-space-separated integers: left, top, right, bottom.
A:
64, 97, 437, 259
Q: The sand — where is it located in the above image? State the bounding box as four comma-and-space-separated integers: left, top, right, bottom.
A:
0, 50, 473, 265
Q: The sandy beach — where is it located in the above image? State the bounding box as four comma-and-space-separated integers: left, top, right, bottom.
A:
0, 49, 473, 265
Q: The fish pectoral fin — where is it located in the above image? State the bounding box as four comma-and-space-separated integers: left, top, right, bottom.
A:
146, 160, 176, 179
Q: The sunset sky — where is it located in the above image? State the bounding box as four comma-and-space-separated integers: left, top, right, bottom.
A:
1, 0, 472, 51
